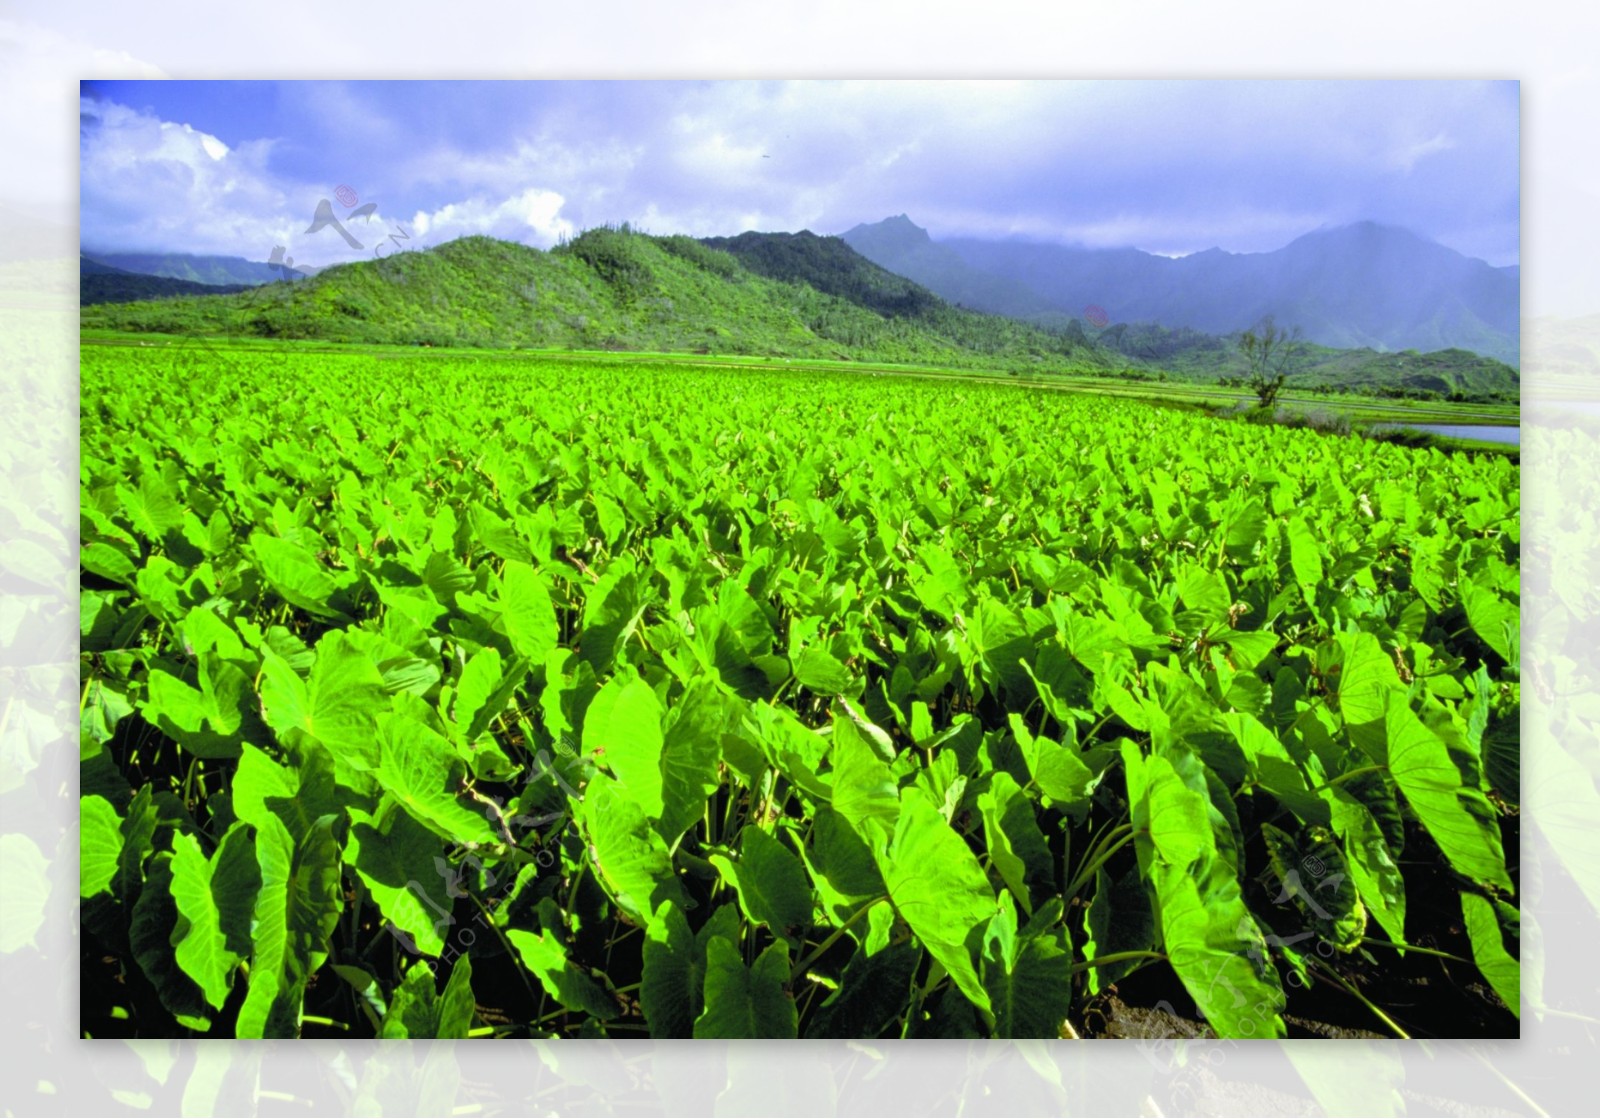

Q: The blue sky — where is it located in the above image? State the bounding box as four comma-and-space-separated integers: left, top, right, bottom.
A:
78, 79, 1520, 270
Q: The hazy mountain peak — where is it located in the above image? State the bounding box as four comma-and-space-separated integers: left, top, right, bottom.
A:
1288, 220, 1434, 252
842, 214, 931, 251
882, 213, 927, 235
843, 215, 1519, 366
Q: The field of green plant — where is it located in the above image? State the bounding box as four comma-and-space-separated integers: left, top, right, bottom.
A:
80, 343, 1521, 1039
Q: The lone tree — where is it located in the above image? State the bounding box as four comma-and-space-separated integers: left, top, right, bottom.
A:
1238, 315, 1303, 408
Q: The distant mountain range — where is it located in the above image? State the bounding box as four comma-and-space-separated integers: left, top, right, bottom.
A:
80, 251, 308, 286
79, 255, 256, 306
841, 216, 1520, 367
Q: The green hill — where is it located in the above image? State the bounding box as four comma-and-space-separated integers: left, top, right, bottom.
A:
698, 229, 1090, 361
1087, 319, 1519, 398
78, 228, 1112, 372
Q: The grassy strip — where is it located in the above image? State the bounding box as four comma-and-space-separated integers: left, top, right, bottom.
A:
80, 329, 1519, 427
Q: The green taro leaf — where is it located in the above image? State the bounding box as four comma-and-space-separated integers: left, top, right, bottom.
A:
501, 561, 560, 663
743, 704, 833, 804
81, 541, 139, 586
1482, 715, 1519, 808
1226, 712, 1328, 826
377, 712, 501, 849
584, 674, 727, 846
1285, 515, 1323, 609
260, 629, 390, 771
640, 899, 702, 1038
805, 941, 921, 1038
1323, 787, 1407, 946
508, 927, 620, 1020
454, 646, 531, 744
129, 853, 213, 1031
1222, 497, 1268, 558
80, 795, 124, 898
692, 937, 798, 1039
169, 824, 262, 1010
81, 675, 134, 748
793, 646, 854, 696
1461, 892, 1519, 1016
877, 786, 998, 1019
656, 679, 732, 845
1175, 566, 1230, 628
117, 786, 160, 907
828, 717, 900, 832
1010, 714, 1096, 812
1460, 578, 1519, 669
380, 957, 441, 1039
1126, 745, 1286, 1039
250, 532, 348, 619
1336, 631, 1403, 760
578, 554, 645, 675
803, 806, 886, 925
236, 813, 343, 1039
709, 825, 814, 937
1261, 823, 1366, 953
237, 740, 344, 850
119, 472, 184, 542
230, 744, 297, 833
982, 895, 1074, 1039
1083, 865, 1156, 991
379, 955, 477, 1038
142, 658, 251, 760
346, 799, 456, 958
581, 775, 688, 926
1384, 697, 1512, 892
977, 771, 1052, 914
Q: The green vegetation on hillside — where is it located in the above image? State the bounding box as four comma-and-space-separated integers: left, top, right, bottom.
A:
79, 228, 1110, 373
700, 229, 1104, 363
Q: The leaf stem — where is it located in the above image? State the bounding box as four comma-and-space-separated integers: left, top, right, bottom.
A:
565, 851, 589, 914
1308, 958, 1410, 1039
1356, 937, 1472, 964
1070, 950, 1166, 974
791, 897, 886, 981
1066, 826, 1136, 899
1310, 764, 1387, 795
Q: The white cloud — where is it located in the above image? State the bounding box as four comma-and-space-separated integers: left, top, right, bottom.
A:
409, 187, 575, 248
72, 78, 1522, 277
1392, 131, 1457, 173
79, 97, 298, 259
398, 137, 640, 203
78, 94, 582, 265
